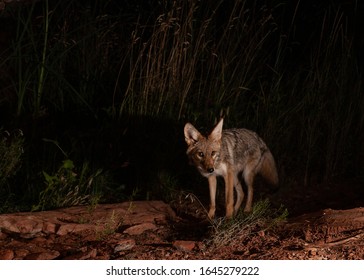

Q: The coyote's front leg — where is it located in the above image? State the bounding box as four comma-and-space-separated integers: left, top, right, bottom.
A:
224, 170, 235, 218
207, 175, 217, 219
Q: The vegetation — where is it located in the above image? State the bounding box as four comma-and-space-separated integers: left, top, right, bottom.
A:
31, 158, 103, 211
207, 199, 288, 247
0, 129, 24, 212
0, 0, 363, 212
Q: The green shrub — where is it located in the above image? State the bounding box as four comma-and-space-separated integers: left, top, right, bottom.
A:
32, 159, 103, 211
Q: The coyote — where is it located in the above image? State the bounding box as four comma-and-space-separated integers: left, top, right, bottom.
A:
184, 118, 278, 219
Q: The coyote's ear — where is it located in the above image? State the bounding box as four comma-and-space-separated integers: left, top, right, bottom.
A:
184, 123, 201, 146
209, 118, 223, 141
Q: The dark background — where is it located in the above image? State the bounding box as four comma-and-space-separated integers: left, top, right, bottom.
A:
0, 0, 363, 214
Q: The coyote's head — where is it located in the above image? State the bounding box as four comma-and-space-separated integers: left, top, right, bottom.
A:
184, 118, 224, 177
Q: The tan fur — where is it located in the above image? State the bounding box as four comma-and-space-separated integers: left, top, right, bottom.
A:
184, 118, 278, 219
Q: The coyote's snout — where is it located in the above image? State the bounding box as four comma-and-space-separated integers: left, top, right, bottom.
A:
184, 118, 278, 219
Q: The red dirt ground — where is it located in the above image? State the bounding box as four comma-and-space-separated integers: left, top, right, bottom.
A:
0, 181, 364, 260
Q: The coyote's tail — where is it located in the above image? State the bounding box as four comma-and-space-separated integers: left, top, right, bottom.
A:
260, 150, 279, 186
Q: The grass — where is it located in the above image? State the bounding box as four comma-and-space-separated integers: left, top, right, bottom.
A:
31, 158, 104, 211
95, 210, 123, 241
207, 199, 288, 247
117, 1, 282, 120
0, 0, 363, 212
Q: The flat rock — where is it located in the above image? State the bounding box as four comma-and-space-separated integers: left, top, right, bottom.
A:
123, 222, 157, 235
0, 201, 175, 236
0, 201, 176, 260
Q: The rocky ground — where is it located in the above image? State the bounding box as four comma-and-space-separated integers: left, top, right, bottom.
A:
1, 180, 364, 260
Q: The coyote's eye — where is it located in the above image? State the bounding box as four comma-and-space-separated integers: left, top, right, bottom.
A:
197, 151, 204, 158
211, 151, 217, 157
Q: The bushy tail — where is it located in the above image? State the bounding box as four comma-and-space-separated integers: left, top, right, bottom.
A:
260, 150, 279, 186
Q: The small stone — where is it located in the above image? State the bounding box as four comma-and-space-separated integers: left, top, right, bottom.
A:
56, 223, 94, 235
14, 249, 29, 259
0, 231, 7, 240
42, 221, 58, 234
114, 239, 136, 252
79, 248, 97, 260
123, 223, 157, 235
32, 236, 48, 244
0, 249, 14, 260
309, 248, 317, 256
173, 240, 196, 252
63, 248, 97, 260
24, 250, 60, 260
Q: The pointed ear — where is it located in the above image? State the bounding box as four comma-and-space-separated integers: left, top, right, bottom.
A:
209, 118, 223, 141
184, 123, 202, 146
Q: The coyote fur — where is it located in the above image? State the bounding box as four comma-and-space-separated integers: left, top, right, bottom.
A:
184, 118, 278, 219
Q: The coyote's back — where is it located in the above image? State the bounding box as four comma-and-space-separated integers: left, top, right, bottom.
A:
184, 118, 278, 218
220, 128, 279, 186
